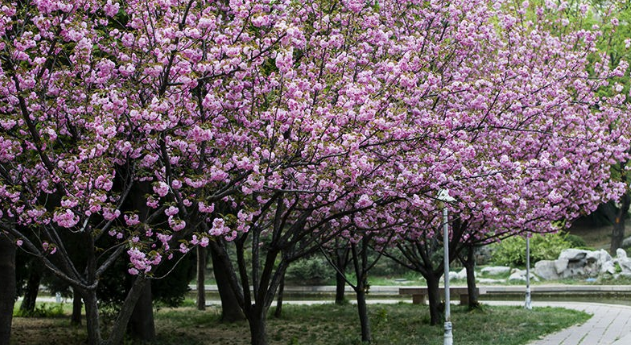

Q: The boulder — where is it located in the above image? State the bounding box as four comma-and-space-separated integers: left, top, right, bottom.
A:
601, 260, 616, 275
481, 266, 511, 276
508, 269, 539, 282
616, 249, 631, 275
508, 272, 526, 282
559, 249, 589, 261
587, 249, 612, 265
554, 259, 569, 275
535, 260, 560, 280
617, 248, 628, 260
456, 268, 468, 280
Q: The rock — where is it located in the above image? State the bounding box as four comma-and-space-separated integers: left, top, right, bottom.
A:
616, 249, 631, 275
617, 248, 628, 260
559, 249, 589, 261
507, 270, 539, 282
508, 272, 526, 282
481, 266, 511, 276
448, 271, 460, 281
456, 268, 468, 280
601, 260, 616, 275
622, 236, 631, 248
535, 260, 560, 280
587, 249, 612, 265
554, 259, 569, 275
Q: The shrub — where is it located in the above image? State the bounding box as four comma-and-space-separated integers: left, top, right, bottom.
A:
491, 232, 574, 266
565, 234, 588, 249
14, 303, 65, 318
285, 256, 334, 285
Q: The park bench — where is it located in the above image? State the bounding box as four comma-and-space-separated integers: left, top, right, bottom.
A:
399, 287, 484, 305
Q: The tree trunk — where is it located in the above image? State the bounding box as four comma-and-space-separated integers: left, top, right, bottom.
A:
128, 279, 156, 343
105, 275, 149, 345
19, 260, 43, 313
71, 289, 82, 326
273, 274, 285, 318
196, 246, 206, 311
425, 272, 443, 326
247, 312, 268, 345
0, 236, 16, 345
611, 192, 631, 253
334, 246, 349, 305
355, 284, 371, 343
210, 245, 245, 322
461, 247, 479, 309
81, 289, 103, 345
335, 271, 346, 305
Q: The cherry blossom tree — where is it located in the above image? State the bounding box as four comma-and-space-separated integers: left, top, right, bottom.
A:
382, 0, 631, 324
2, 1, 630, 345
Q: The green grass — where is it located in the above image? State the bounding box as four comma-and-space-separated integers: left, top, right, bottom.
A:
261, 303, 589, 345
11, 302, 589, 345
12, 301, 69, 318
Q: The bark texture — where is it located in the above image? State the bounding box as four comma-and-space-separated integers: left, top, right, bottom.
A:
19, 261, 43, 313
210, 245, 245, 322
0, 236, 16, 345
196, 246, 206, 311
128, 280, 156, 343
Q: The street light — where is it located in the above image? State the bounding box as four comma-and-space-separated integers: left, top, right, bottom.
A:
438, 189, 455, 345
525, 234, 532, 310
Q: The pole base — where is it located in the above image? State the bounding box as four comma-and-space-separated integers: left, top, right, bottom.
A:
444, 321, 453, 345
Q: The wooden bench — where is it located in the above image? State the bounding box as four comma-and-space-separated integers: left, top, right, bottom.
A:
399, 287, 483, 305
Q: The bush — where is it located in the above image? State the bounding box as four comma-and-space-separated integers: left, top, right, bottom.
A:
14, 303, 65, 318
285, 256, 334, 285
565, 234, 588, 249
491, 232, 574, 266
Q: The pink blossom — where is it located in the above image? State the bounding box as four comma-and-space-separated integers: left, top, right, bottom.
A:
53, 209, 80, 228
179, 243, 190, 254
153, 181, 169, 197
198, 202, 214, 213
124, 214, 140, 226
168, 216, 186, 231
165, 206, 179, 216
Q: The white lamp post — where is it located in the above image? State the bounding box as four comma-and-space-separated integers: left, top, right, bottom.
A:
438, 189, 455, 345
525, 234, 532, 310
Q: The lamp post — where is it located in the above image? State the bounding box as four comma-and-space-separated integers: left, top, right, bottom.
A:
525, 235, 532, 310
438, 189, 455, 345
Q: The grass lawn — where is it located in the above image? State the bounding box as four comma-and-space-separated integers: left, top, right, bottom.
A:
11, 302, 589, 345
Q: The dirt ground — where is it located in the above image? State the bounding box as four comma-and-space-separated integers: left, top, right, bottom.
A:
567, 218, 629, 251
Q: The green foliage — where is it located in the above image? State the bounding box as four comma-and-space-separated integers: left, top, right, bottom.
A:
565, 234, 589, 249
14, 303, 65, 318
491, 232, 575, 266
285, 256, 334, 285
